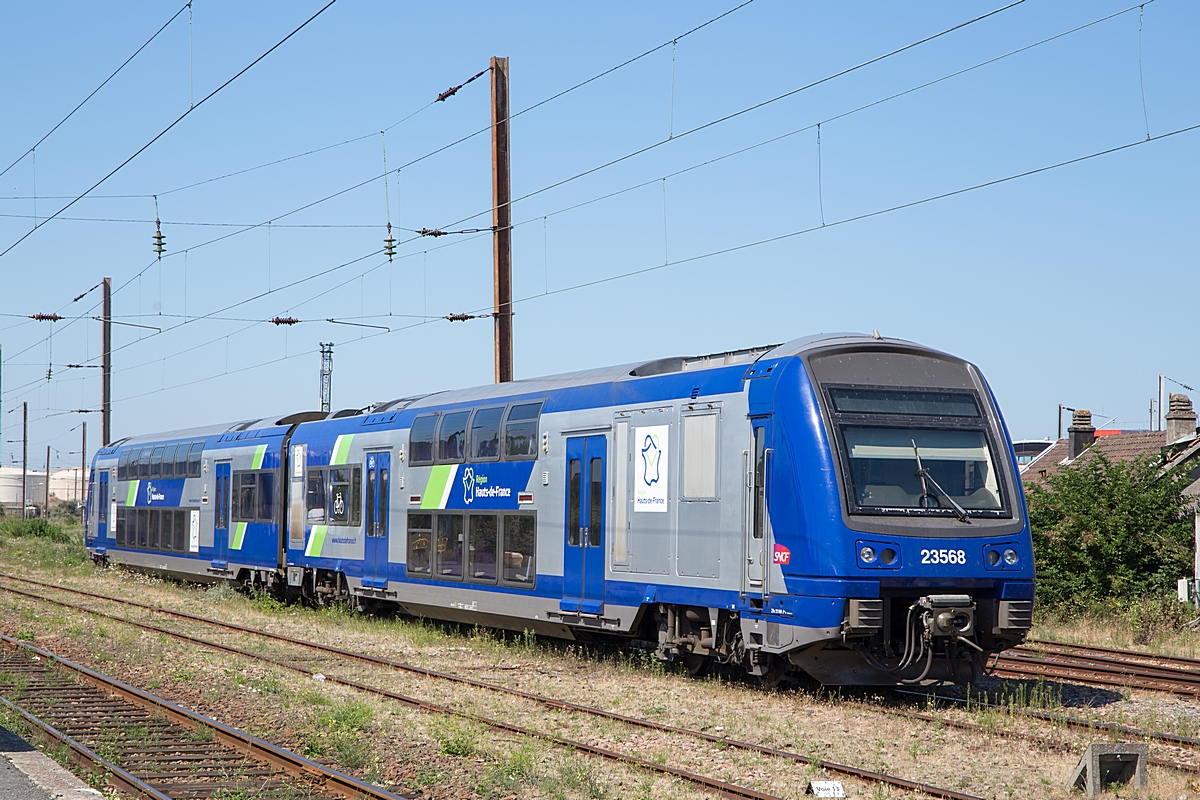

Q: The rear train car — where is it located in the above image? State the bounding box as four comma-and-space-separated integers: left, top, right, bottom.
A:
86, 333, 1034, 685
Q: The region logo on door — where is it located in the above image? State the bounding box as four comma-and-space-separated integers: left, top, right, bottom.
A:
462, 466, 476, 505
772, 543, 791, 565
634, 425, 669, 513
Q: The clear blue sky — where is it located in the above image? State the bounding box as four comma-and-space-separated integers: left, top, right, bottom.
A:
1, 0, 1197, 469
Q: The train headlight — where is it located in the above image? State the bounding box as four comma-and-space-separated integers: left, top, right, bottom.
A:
1003, 548, 1018, 565
986, 550, 1001, 567
859, 546, 876, 563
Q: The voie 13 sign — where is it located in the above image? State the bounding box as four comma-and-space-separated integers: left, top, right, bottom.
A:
634, 425, 669, 513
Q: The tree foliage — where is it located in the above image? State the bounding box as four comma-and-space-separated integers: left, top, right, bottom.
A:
1026, 452, 1196, 609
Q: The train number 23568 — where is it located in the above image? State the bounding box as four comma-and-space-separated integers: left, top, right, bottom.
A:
920, 548, 966, 565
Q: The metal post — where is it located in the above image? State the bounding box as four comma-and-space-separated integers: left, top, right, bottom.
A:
102, 277, 112, 446
21, 402, 27, 519
319, 343, 334, 414
81, 421, 87, 519
491, 56, 513, 384
1159, 374, 1166, 432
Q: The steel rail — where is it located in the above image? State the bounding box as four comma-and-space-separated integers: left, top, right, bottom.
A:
0, 633, 411, 800
0, 694, 173, 799
1022, 639, 1200, 672
991, 654, 1200, 697
1002, 650, 1200, 687
850, 699, 1200, 775
1, 575, 984, 800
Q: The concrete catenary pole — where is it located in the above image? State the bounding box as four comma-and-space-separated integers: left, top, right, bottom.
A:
44, 445, 50, 519
491, 56, 513, 384
81, 421, 87, 520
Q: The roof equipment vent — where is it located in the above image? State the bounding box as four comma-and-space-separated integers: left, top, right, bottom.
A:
629, 357, 685, 378
276, 411, 329, 426
330, 408, 365, 419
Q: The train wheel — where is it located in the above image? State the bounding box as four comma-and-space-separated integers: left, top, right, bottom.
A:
681, 653, 711, 678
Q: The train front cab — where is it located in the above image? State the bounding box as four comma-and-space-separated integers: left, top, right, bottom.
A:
740, 341, 1035, 685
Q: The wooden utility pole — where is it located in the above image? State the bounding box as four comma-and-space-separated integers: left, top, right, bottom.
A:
491, 56, 513, 383
102, 277, 112, 445
21, 402, 27, 519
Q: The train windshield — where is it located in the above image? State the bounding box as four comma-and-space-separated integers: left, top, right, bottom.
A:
842, 427, 1001, 511
824, 386, 1009, 518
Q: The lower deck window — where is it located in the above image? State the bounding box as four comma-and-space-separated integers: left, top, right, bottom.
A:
407, 511, 535, 587
406, 513, 432, 575
114, 507, 194, 554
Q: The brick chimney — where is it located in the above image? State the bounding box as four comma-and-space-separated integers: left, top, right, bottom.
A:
1166, 393, 1197, 444
1067, 409, 1095, 460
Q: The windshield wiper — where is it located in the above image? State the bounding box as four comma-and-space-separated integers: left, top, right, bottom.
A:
911, 439, 971, 524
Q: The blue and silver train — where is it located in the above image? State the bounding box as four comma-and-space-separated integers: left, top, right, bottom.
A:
85, 333, 1034, 685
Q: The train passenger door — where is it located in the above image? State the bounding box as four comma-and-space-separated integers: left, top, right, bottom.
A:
562, 435, 606, 615
745, 422, 770, 593
363, 452, 390, 589
213, 462, 231, 569
95, 472, 109, 554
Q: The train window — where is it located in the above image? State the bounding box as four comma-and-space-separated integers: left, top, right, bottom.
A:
258, 471, 276, 521
115, 507, 126, 546
436, 514, 464, 580
137, 509, 149, 548
236, 472, 257, 522
138, 448, 151, 479
187, 443, 203, 477
681, 414, 719, 499
328, 467, 361, 525
306, 468, 327, 523
503, 515, 536, 586
504, 403, 542, 459
567, 459, 581, 546
150, 446, 165, 478
752, 428, 766, 540
150, 510, 161, 549
409, 415, 438, 465
828, 388, 980, 418
174, 510, 187, 551
470, 407, 503, 460
406, 513, 432, 576
118, 450, 130, 481
161, 511, 173, 551
176, 446, 191, 477
589, 458, 603, 547
438, 411, 471, 463
162, 445, 177, 478
468, 514, 497, 583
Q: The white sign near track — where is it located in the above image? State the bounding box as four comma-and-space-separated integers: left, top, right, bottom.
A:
634, 425, 669, 513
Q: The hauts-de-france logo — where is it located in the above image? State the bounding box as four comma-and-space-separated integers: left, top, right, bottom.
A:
633, 424, 669, 513
146, 482, 165, 503
640, 433, 662, 486
462, 467, 476, 505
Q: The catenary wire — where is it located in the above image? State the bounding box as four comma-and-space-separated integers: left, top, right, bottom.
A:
0, 0, 341, 261
4, 0, 1120, 394
0, 1, 192, 181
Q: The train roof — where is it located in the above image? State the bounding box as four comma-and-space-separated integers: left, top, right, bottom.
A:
99, 332, 946, 452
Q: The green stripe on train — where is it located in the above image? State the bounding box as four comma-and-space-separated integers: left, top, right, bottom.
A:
231, 522, 248, 550
251, 444, 267, 470
420, 465, 456, 510
126, 481, 139, 507
331, 435, 354, 465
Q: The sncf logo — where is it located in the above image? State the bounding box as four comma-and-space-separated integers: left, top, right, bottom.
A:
772, 543, 791, 565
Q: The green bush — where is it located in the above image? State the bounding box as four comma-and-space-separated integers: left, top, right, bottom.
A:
0, 518, 69, 543
1027, 452, 1196, 609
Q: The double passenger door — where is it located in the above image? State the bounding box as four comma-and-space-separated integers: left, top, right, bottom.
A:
562, 435, 606, 615
212, 462, 230, 569
95, 471, 109, 554
363, 452, 391, 588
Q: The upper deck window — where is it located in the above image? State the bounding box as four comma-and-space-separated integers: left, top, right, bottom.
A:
438, 411, 471, 462
504, 403, 542, 459
410, 415, 438, 465
829, 388, 979, 417
470, 407, 503, 460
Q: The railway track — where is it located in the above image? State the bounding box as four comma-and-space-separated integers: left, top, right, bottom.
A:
0, 633, 406, 800
991, 640, 1200, 697
0, 574, 985, 800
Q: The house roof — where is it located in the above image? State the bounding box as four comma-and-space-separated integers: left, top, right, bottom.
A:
1021, 430, 1168, 485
